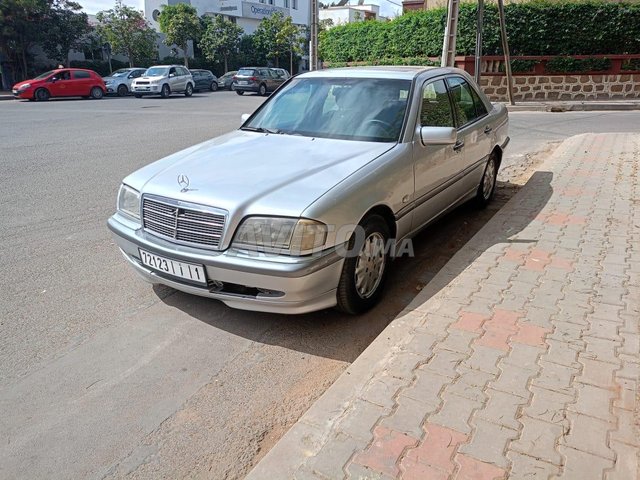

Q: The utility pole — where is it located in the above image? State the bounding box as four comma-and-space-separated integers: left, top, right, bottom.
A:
474, 0, 483, 84
309, 0, 318, 70
497, 0, 515, 105
441, 0, 460, 67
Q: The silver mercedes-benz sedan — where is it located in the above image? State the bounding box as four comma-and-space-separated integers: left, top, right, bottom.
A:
108, 66, 508, 314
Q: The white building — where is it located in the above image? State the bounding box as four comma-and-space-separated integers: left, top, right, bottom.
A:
319, 4, 386, 28
144, 0, 310, 36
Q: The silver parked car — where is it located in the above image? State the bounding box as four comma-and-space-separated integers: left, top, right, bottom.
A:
103, 68, 146, 96
108, 67, 508, 314
131, 65, 194, 98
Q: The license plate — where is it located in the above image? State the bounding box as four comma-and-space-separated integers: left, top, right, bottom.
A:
238, 80, 248, 85
138, 249, 207, 285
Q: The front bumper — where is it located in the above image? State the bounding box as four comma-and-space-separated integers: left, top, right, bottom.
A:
12, 89, 31, 99
107, 214, 344, 314
132, 85, 160, 95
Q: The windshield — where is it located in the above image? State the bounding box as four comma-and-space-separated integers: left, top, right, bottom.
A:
35, 70, 56, 80
110, 69, 131, 77
145, 67, 168, 77
244, 77, 412, 143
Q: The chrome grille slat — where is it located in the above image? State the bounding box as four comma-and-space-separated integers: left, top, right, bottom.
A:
142, 198, 225, 249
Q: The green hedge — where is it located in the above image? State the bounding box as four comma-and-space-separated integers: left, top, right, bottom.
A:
319, 1, 640, 63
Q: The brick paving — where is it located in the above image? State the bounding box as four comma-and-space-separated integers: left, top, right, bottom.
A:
247, 133, 639, 480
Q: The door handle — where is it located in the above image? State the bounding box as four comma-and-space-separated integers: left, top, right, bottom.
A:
484, 126, 493, 134
453, 140, 465, 152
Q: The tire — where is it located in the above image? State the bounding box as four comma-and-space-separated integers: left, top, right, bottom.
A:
184, 83, 193, 97
116, 84, 128, 97
236, 89, 244, 95
231, 84, 236, 91
160, 84, 170, 98
336, 214, 391, 315
134, 94, 142, 98
475, 153, 498, 208
34, 88, 50, 101
210, 81, 218, 92
258, 83, 267, 96
90, 87, 104, 99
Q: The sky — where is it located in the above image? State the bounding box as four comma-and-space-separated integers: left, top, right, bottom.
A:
80, 0, 401, 19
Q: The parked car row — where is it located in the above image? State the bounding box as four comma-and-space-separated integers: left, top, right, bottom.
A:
12, 65, 291, 101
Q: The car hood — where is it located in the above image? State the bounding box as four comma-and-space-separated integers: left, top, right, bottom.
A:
124, 131, 394, 237
13, 79, 37, 89
134, 75, 165, 82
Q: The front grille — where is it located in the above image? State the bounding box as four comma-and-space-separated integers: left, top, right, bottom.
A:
142, 198, 225, 249
136, 81, 150, 85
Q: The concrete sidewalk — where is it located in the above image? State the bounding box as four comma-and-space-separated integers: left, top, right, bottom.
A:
247, 133, 639, 480
504, 100, 640, 112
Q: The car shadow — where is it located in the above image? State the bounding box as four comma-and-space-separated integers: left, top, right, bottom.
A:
157, 172, 553, 363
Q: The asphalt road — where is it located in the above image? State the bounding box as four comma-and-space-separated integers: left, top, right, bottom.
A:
1, 92, 639, 479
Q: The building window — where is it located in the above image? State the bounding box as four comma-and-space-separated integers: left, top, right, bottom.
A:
268, 0, 273, 4
283, 0, 289, 7
292, 0, 297, 8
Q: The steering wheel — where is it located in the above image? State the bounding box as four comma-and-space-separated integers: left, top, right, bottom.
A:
361, 119, 394, 137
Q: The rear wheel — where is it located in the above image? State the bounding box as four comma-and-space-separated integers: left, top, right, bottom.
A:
475, 153, 498, 208
34, 88, 50, 101
160, 84, 170, 98
336, 214, 391, 314
116, 84, 128, 97
236, 89, 244, 95
210, 81, 218, 92
258, 83, 267, 96
231, 84, 236, 91
184, 83, 193, 97
90, 87, 104, 99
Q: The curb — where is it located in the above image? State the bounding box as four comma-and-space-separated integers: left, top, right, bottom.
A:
504, 101, 640, 112
0, 95, 15, 101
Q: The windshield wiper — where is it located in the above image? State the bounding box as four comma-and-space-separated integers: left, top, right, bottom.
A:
241, 126, 280, 134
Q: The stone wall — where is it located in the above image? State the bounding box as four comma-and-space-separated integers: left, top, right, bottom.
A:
479, 74, 640, 102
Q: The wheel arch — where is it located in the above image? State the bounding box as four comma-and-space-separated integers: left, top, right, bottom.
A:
491, 144, 503, 170
359, 204, 397, 240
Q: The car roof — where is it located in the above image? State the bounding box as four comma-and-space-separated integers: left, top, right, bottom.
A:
300, 65, 445, 80
148, 65, 185, 68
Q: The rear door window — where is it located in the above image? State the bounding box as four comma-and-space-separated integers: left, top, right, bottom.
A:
72, 70, 91, 79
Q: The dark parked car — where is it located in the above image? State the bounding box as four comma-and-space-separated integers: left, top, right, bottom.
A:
190, 69, 218, 92
233, 67, 285, 96
218, 71, 237, 90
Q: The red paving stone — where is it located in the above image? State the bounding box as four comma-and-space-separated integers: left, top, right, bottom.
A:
353, 426, 418, 477
402, 423, 467, 474
451, 312, 489, 333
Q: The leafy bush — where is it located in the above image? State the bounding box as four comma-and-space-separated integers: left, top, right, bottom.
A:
70, 59, 130, 76
320, 2, 640, 63
621, 58, 640, 70
546, 56, 611, 73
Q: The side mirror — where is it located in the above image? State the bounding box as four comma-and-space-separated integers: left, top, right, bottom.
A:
419, 126, 457, 146
50, 77, 58, 83
241, 113, 250, 122
169, 73, 175, 78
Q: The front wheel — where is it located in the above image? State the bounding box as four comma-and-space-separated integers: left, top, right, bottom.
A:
258, 83, 267, 96
231, 84, 236, 91
34, 88, 50, 101
160, 84, 170, 98
184, 83, 193, 97
116, 84, 128, 97
475, 153, 498, 208
236, 89, 244, 96
90, 87, 104, 99
336, 214, 391, 314
210, 82, 218, 92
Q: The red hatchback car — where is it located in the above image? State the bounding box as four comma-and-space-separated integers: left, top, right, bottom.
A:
12, 68, 106, 101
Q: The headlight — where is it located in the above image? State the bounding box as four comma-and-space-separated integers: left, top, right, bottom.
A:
117, 184, 141, 220
233, 217, 327, 255
18, 83, 31, 91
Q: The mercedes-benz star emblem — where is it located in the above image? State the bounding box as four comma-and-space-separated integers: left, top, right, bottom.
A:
177, 174, 190, 192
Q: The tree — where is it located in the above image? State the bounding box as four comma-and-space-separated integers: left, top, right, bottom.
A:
158, 3, 200, 67
41, 0, 89, 66
276, 15, 305, 74
200, 15, 243, 73
253, 12, 289, 67
96, 0, 157, 67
